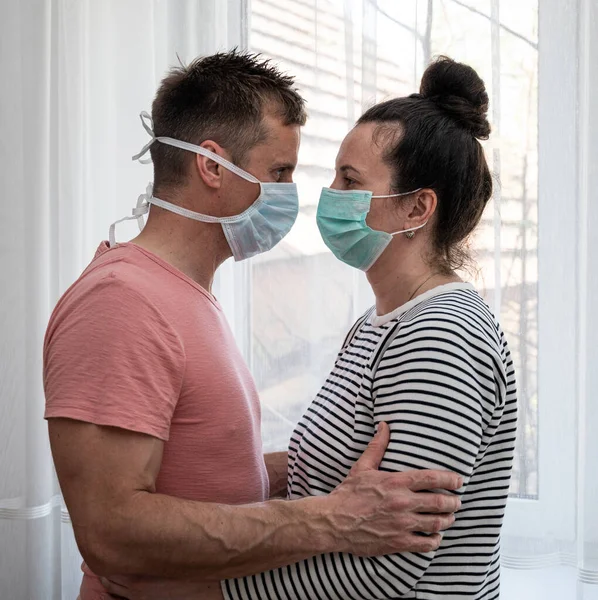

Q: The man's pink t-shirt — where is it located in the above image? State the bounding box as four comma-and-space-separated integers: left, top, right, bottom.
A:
44, 242, 269, 599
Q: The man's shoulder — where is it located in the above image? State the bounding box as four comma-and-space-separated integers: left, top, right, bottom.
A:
80, 241, 164, 295
46, 244, 177, 346
47, 241, 225, 349
61, 242, 206, 315
56, 249, 152, 316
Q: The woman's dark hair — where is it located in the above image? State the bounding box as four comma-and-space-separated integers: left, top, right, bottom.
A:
357, 56, 493, 273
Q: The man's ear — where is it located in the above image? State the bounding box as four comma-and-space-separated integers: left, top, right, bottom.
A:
194, 141, 225, 190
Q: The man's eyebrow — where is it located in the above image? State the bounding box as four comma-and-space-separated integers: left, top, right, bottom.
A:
272, 162, 297, 170
339, 164, 361, 175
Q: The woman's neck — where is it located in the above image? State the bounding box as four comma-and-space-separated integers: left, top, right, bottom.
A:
366, 246, 460, 315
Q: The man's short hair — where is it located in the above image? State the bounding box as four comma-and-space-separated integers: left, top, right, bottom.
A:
150, 50, 307, 192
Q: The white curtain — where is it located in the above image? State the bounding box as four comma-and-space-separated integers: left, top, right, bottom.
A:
0, 1, 244, 598
1, 0, 597, 599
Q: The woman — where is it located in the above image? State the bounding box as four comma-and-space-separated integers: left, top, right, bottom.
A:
104, 56, 517, 600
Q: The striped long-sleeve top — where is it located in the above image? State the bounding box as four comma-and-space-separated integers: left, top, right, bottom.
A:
223, 282, 518, 600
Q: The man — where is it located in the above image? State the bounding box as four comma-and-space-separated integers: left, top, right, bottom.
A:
44, 51, 461, 600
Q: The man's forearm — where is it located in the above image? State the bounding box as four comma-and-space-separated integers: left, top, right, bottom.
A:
83, 492, 332, 581
62, 421, 463, 589
264, 451, 288, 498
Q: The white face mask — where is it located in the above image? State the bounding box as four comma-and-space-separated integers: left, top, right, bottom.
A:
109, 112, 299, 262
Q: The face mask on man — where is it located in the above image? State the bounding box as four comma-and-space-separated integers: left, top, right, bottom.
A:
316, 187, 427, 271
109, 112, 299, 262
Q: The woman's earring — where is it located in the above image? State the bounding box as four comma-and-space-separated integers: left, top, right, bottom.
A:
405, 231, 415, 239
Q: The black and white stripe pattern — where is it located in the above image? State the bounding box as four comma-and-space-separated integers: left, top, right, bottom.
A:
224, 283, 517, 599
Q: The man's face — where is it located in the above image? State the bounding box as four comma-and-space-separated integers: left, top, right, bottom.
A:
218, 112, 301, 217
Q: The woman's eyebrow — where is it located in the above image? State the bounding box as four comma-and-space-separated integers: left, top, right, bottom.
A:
339, 164, 362, 175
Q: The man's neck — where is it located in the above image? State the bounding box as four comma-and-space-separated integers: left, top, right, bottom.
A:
131, 211, 231, 294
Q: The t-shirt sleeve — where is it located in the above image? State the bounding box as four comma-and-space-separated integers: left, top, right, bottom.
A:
43, 274, 185, 441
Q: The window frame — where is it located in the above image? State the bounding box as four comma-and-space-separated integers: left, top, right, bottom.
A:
501, 0, 579, 543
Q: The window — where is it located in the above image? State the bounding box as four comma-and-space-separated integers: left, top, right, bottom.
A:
246, 0, 539, 501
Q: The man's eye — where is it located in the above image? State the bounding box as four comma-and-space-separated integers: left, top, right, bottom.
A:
344, 177, 356, 187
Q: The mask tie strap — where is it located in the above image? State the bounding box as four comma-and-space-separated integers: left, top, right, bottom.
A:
108, 182, 153, 247
132, 112, 157, 164
131, 111, 262, 185
155, 136, 260, 184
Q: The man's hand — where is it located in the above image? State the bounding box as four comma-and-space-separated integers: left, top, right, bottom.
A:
322, 422, 462, 555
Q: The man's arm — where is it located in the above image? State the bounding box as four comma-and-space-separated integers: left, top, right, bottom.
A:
264, 452, 288, 498
50, 419, 461, 582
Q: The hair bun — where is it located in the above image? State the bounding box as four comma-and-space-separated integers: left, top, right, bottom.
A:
420, 56, 490, 140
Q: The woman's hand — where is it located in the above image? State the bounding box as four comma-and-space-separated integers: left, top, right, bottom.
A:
100, 575, 224, 600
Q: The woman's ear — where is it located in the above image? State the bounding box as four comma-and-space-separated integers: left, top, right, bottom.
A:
406, 188, 437, 225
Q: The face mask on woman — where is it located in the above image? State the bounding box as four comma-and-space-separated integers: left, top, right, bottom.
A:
316, 187, 427, 271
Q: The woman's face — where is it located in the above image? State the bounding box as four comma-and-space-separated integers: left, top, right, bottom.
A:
330, 122, 409, 234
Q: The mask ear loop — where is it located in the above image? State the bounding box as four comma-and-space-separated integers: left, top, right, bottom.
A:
390, 222, 428, 238
375, 188, 428, 238
371, 187, 423, 199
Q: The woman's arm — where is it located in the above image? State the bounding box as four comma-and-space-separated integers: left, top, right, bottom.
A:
222, 316, 494, 600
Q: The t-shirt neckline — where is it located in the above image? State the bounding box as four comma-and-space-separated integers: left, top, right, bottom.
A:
370, 282, 474, 327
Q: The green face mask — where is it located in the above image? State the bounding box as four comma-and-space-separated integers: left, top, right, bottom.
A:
316, 187, 425, 271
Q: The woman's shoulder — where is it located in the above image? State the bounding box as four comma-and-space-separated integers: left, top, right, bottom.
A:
407, 284, 498, 326
384, 284, 509, 362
